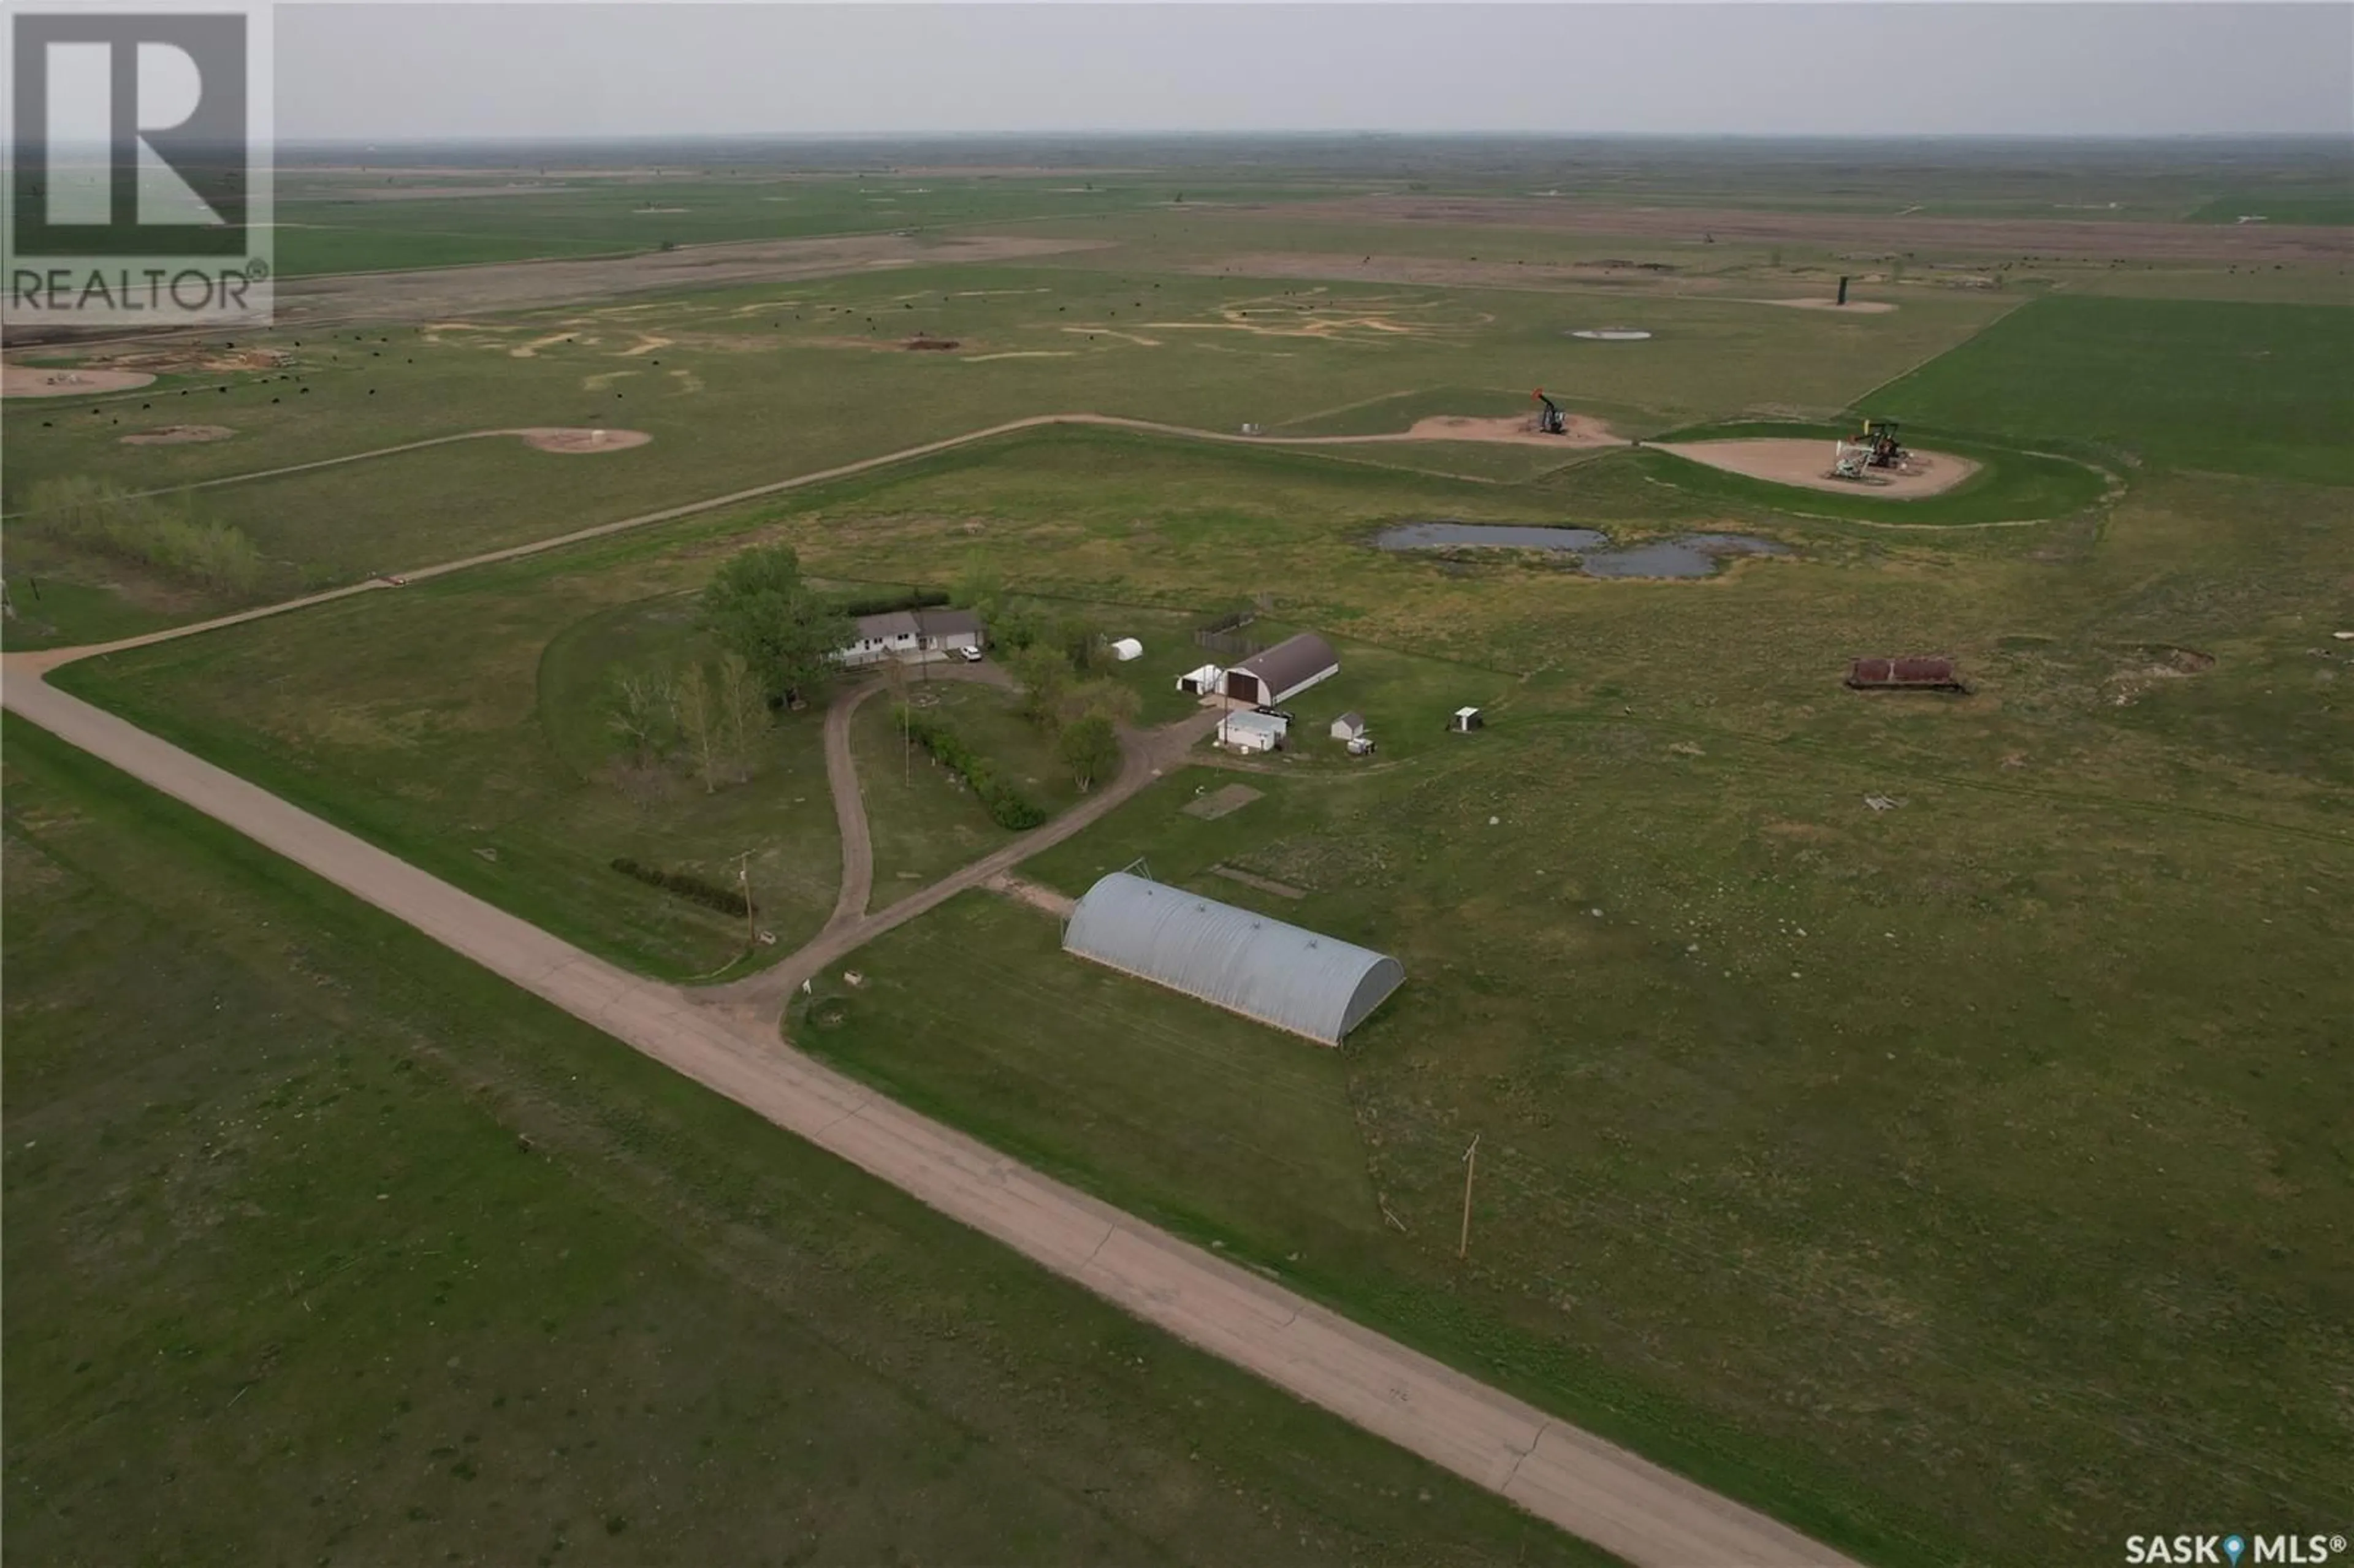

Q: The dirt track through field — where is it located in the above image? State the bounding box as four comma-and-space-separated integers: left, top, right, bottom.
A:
1292, 195, 2354, 264
3, 405, 1857, 1564
0, 668, 1854, 1568
93, 408, 1620, 520
3, 234, 1116, 350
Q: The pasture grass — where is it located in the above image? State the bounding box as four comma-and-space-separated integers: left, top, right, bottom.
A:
26, 161, 2354, 1568
4, 257, 2009, 626
807, 715, 2352, 1568
270, 173, 1366, 276
1, 717, 1604, 1568
2186, 195, 2354, 226
54, 557, 846, 981
853, 677, 1080, 903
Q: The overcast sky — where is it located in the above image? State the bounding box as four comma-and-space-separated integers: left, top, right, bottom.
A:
278, 4, 2354, 140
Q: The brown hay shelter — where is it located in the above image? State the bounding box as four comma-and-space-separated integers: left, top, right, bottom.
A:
1846, 656, 1969, 693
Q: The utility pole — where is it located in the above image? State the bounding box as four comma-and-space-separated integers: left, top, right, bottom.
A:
887, 657, 910, 785
1458, 1133, 1480, 1260
736, 850, 756, 951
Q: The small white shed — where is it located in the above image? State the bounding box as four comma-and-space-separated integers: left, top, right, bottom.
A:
1109, 637, 1145, 662
1218, 709, 1289, 753
1330, 712, 1368, 742
1450, 706, 1484, 733
1177, 663, 1224, 696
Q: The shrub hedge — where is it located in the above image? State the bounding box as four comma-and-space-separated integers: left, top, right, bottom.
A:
896, 706, 1048, 830
610, 857, 753, 917
835, 587, 950, 618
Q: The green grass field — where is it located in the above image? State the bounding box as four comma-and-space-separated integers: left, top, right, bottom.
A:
15, 145, 2354, 1568
855, 677, 1076, 900
2, 717, 1607, 1568
3, 263, 2012, 637
269, 173, 1369, 276
53, 545, 848, 981
804, 713, 2352, 1568
2185, 194, 2354, 226
1875, 295, 2354, 485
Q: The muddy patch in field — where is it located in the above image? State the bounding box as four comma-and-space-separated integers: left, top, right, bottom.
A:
1743, 297, 1899, 314
121, 424, 235, 445
1211, 865, 1307, 900
1375, 521, 1788, 579
1581, 535, 1791, 579
1378, 522, 1609, 552
1183, 783, 1262, 820
512, 427, 652, 454
4, 363, 158, 397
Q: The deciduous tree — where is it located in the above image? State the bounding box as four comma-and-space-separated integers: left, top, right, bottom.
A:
696, 544, 854, 706
607, 663, 677, 768
676, 662, 718, 793
716, 651, 763, 781
1058, 714, 1120, 793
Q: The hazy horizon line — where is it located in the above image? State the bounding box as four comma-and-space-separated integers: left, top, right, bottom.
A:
275, 129, 2354, 146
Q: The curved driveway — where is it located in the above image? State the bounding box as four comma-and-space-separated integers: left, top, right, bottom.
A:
3, 411, 1863, 1568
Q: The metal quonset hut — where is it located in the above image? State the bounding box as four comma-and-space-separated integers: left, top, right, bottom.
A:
1062, 872, 1404, 1046
1222, 633, 1339, 707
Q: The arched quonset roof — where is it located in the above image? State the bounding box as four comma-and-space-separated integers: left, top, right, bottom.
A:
1062, 872, 1404, 1046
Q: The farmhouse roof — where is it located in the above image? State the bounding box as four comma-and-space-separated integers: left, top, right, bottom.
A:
854, 610, 920, 641
1231, 633, 1339, 695
850, 607, 984, 642
917, 607, 983, 639
1063, 872, 1403, 1046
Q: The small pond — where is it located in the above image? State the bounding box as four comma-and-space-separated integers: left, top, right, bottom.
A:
1373, 522, 1789, 580
1376, 522, 1609, 552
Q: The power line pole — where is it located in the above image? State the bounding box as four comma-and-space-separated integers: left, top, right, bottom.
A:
1458, 1133, 1480, 1261
737, 850, 756, 951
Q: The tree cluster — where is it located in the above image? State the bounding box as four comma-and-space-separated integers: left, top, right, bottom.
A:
606, 650, 768, 794
23, 476, 265, 595
696, 544, 855, 709
949, 566, 1134, 793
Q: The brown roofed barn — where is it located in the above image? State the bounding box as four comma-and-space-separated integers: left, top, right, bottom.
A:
1222, 633, 1340, 707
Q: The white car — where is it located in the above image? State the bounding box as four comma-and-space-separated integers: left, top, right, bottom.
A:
958, 645, 984, 663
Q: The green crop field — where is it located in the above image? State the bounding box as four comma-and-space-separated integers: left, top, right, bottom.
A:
2, 719, 1602, 1568
2186, 194, 2354, 226
12, 142, 2354, 1568
268, 173, 1370, 276
1875, 295, 2354, 485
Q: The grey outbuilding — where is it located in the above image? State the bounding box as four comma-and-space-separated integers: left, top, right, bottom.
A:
1062, 872, 1404, 1046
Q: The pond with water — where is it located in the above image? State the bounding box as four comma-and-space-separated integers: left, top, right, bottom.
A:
1373, 522, 1788, 579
